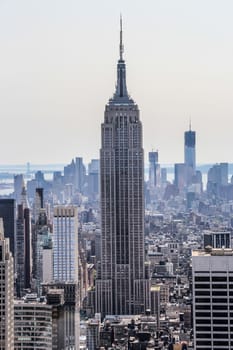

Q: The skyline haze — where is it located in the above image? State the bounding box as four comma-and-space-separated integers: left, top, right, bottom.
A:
1, 0, 233, 164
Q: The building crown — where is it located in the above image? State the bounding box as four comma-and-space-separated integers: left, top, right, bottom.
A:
109, 16, 134, 105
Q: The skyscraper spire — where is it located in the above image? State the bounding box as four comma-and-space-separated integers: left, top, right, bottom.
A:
96, 19, 150, 318
119, 14, 124, 60
189, 117, 192, 131
21, 180, 29, 209
110, 16, 134, 104
0, 217, 4, 240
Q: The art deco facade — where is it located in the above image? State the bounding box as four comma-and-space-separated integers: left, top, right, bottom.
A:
96, 19, 150, 317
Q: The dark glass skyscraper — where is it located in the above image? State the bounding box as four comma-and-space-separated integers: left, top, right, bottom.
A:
184, 123, 196, 186
0, 199, 16, 256
148, 151, 159, 187
96, 19, 150, 317
184, 125, 196, 171
15, 186, 31, 297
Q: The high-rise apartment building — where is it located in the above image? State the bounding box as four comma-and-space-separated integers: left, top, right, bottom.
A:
0, 218, 14, 350
52, 205, 80, 349
14, 294, 52, 349
53, 205, 78, 282
192, 248, 233, 349
96, 19, 150, 317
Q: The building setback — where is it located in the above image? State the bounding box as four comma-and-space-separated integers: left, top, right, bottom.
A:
96, 18, 150, 317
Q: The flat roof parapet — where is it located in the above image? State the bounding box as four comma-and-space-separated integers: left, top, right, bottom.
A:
193, 248, 233, 256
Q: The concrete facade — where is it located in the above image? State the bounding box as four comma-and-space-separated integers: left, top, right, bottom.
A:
192, 248, 233, 349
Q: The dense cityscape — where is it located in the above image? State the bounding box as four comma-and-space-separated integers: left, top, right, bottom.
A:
2, 16, 233, 350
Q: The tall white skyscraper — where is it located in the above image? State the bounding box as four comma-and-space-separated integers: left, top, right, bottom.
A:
0, 218, 14, 349
52, 205, 79, 349
53, 205, 78, 282
96, 18, 150, 317
192, 248, 233, 349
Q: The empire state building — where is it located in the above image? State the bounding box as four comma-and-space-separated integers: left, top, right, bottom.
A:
96, 19, 150, 317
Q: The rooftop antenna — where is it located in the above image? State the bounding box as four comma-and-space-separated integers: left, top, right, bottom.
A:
189, 116, 192, 131
119, 14, 124, 60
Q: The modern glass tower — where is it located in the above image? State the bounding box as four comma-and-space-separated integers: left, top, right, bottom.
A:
184, 122, 196, 186
184, 123, 196, 171
96, 18, 150, 317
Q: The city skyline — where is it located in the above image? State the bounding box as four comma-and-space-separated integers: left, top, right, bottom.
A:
1, 3, 233, 343
1, 1, 233, 164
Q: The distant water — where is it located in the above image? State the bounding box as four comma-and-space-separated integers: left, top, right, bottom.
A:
0, 164, 65, 174
0, 163, 217, 196
0, 164, 65, 196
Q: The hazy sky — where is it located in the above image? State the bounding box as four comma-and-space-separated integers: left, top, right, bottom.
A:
1, 0, 233, 165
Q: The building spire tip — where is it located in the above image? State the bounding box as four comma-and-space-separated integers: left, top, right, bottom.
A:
119, 14, 124, 60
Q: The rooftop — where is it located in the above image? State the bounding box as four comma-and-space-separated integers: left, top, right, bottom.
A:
192, 248, 233, 257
